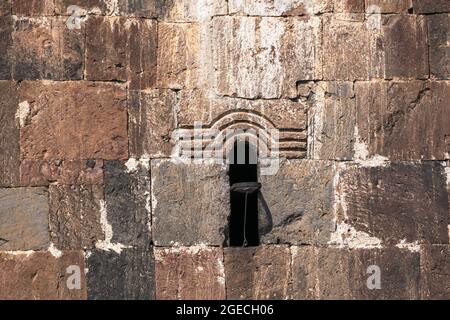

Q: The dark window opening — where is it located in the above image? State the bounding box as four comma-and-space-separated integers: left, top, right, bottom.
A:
228, 141, 260, 247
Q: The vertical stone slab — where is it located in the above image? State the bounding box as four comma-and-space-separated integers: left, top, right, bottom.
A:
421, 245, 450, 299
427, 14, 449, 79
0, 187, 49, 251
12, 0, 55, 16
224, 246, 291, 300
155, 247, 225, 300
86, 248, 155, 300
0, 16, 12, 79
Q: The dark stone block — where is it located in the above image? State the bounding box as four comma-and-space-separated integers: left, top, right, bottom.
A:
421, 245, 450, 299
428, 14, 450, 79
413, 0, 450, 13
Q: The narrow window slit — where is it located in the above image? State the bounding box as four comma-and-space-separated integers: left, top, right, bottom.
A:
228, 141, 260, 247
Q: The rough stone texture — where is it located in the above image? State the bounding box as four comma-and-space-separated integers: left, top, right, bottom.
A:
421, 245, 450, 299
129, 90, 177, 158
336, 162, 449, 245
355, 81, 450, 160
0, 81, 20, 187
11, 17, 84, 80
0, 251, 87, 300
86, 248, 155, 300
335, 0, 365, 13
0, 1, 11, 15
159, 0, 227, 22
12, 0, 55, 16
49, 184, 104, 250
224, 246, 291, 300
229, 0, 333, 15
104, 160, 151, 247
19, 81, 128, 161
259, 160, 336, 245
291, 247, 420, 299
20, 160, 104, 187
55, 0, 161, 17
213, 16, 322, 98
413, 0, 450, 14
0, 187, 49, 251
0, 17, 12, 79
54, 0, 112, 15
365, 0, 412, 13
85, 17, 157, 90
428, 14, 449, 80
152, 160, 230, 246
155, 247, 225, 300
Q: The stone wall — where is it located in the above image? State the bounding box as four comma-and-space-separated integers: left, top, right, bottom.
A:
0, 0, 449, 300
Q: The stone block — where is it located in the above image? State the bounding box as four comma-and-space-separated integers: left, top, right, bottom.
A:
334, 0, 365, 13
12, 0, 55, 16
365, 0, 412, 13
428, 14, 450, 79
228, 0, 333, 16
0, 17, 12, 79
0, 1, 11, 15
421, 245, 450, 299
413, 0, 450, 14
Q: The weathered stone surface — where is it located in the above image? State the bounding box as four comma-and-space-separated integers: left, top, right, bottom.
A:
355, 81, 450, 160
0, 187, 49, 251
129, 90, 176, 158
49, 184, 103, 250
19, 81, 128, 160
55, 0, 160, 17
213, 16, 322, 98
413, 0, 450, 14
85, 17, 157, 89
224, 246, 291, 300
54, 0, 111, 15
421, 245, 450, 299
0, 81, 20, 187
0, 17, 12, 79
365, 0, 412, 13
229, 0, 333, 15
12, 0, 55, 16
20, 160, 104, 187
11, 17, 84, 80
160, 0, 227, 21
104, 160, 151, 247
428, 14, 449, 79
152, 160, 229, 246
0, 1, 11, 15
155, 247, 225, 300
259, 160, 336, 245
335, 0, 365, 12
0, 251, 86, 300
86, 248, 155, 300
335, 163, 449, 245
291, 247, 420, 299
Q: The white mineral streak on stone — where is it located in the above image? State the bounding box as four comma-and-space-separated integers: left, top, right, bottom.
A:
16, 101, 30, 128
216, 254, 226, 285
329, 222, 383, 249
445, 163, 450, 185
104, 0, 119, 16
95, 200, 130, 254
396, 239, 421, 253
125, 158, 149, 173
308, 83, 325, 158
332, 164, 348, 219
354, 127, 389, 167
2, 250, 35, 257
229, 0, 324, 15
48, 243, 63, 258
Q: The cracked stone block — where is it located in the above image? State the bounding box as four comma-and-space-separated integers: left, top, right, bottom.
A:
0, 81, 20, 187
129, 90, 176, 159
428, 14, 450, 79
20, 160, 104, 187
365, 0, 412, 13
335, 162, 449, 245
291, 247, 420, 299
0, 17, 12, 79
413, 0, 450, 14
0, 187, 49, 251
334, 0, 365, 13
213, 16, 322, 98
12, 0, 55, 16
355, 81, 450, 160
421, 245, 450, 299
259, 160, 336, 245
155, 247, 225, 300
152, 160, 230, 246
224, 246, 291, 300
0, 1, 11, 15
10, 17, 84, 80
85, 17, 157, 90
103, 160, 151, 247
86, 248, 155, 300
228, 0, 333, 15
49, 184, 104, 250
0, 251, 86, 300
18, 81, 128, 161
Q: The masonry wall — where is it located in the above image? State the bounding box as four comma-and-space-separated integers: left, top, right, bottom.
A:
0, 0, 449, 300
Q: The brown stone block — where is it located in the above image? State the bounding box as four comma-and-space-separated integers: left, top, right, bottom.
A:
355, 81, 450, 160
160, 0, 227, 21
228, 0, 333, 15
12, 0, 55, 16
11, 17, 84, 80
428, 14, 450, 79
259, 160, 336, 245
54, 0, 110, 15
413, 0, 450, 14
85, 17, 157, 89
55, 0, 161, 17
224, 246, 291, 300
0, 187, 49, 251
334, 0, 365, 13
0, 1, 11, 16
18, 81, 128, 161
335, 162, 449, 245
155, 247, 225, 300
0, 251, 87, 300
49, 184, 104, 250
421, 245, 450, 299
365, 0, 412, 13
129, 90, 177, 158
0, 17, 12, 79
